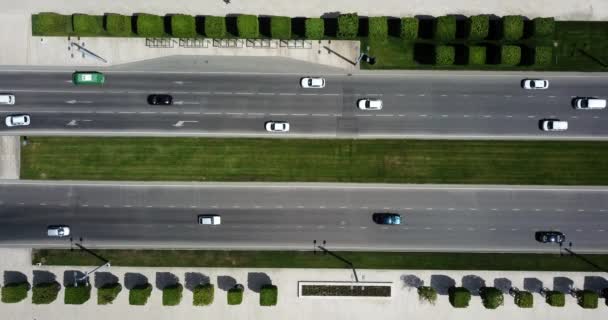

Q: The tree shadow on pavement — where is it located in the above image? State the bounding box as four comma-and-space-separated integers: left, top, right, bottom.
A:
247, 272, 271, 293
155, 272, 179, 290
3, 271, 28, 285
218, 276, 237, 291
553, 277, 574, 293
494, 278, 512, 294
462, 275, 486, 296
94, 272, 118, 289
431, 275, 455, 295
124, 273, 148, 290
524, 278, 543, 293
185, 272, 210, 291
584, 276, 608, 293
33, 270, 56, 286
401, 274, 423, 290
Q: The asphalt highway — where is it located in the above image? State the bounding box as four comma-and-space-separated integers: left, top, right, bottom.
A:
1, 71, 607, 139
1, 181, 607, 253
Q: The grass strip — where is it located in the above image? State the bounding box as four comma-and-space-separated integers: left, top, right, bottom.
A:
32, 249, 608, 272
21, 137, 608, 185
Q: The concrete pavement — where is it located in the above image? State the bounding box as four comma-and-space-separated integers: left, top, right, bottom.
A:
0, 137, 20, 179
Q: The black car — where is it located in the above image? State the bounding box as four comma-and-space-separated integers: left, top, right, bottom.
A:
372, 213, 401, 225
147, 94, 173, 105
535, 231, 565, 243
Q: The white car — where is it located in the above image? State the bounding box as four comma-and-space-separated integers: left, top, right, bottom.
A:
300, 77, 325, 88
5, 114, 30, 127
0, 94, 15, 105
198, 215, 221, 225
358, 98, 383, 110
541, 119, 568, 131
574, 98, 606, 110
47, 225, 70, 237
265, 121, 290, 132
522, 79, 549, 90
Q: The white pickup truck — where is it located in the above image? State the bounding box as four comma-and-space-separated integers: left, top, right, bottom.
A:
198, 215, 221, 225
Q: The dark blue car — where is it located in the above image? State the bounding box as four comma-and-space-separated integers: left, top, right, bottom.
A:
372, 213, 401, 225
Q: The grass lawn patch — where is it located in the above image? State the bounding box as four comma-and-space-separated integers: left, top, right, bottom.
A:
260, 284, 277, 306
1, 282, 29, 303
32, 13, 72, 36
554, 21, 608, 70
193, 283, 214, 306
162, 284, 183, 306
32, 282, 60, 304
129, 284, 152, 305
64, 285, 91, 304
97, 283, 122, 305
228, 286, 243, 305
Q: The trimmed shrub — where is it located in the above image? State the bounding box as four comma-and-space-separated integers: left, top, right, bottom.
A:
469, 46, 486, 65
337, 13, 359, 39
271, 16, 291, 40
417, 286, 437, 305
228, 287, 243, 305
64, 285, 91, 304
480, 287, 503, 309
305, 18, 324, 39
535, 46, 553, 65
129, 284, 152, 306
171, 14, 196, 38
260, 284, 278, 306
1, 282, 29, 303
73, 14, 103, 35
576, 290, 598, 309
502, 15, 524, 40
237, 15, 259, 38
468, 15, 489, 40
400, 17, 418, 40
533, 17, 555, 38
105, 14, 132, 36
514, 290, 533, 308
435, 45, 455, 65
135, 14, 165, 37
546, 291, 565, 307
501, 45, 521, 65
32, 282, 60, 304
435, 16, 456, 41
97, 283, 122, 305
162, 283, 183, 306
448, 287, 471, 308
32, 12, 71, 35
368, 17, 388, 42
193, 283, 214, 306
204, 16, 226, 38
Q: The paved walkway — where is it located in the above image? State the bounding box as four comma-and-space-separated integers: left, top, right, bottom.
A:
0, 137, 20, 179
1, 249, 607, 320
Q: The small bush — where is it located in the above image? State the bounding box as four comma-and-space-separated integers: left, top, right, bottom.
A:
468, 46, 486, 65
32, 12, 71, 35
305, 18, 324, 39
480, 287, 503, 309
448, 287, 471, 308
72, 14, 103, 35
64, 285, 91, 305
136, 14, 165, 37
1, 282, 29, 303
228, 287, 243, 305
97, 283, 122, 305
337, 13, 359, 39
501, 45, 521, 65
533, 17, 555, 38
129, 284, 152, 306
171, 14, 196, 38
193, 283, 214, 306
32, 282, 60, 304
514, 290, 533, 308
260, 284, 278, 306
535, 46, 553, 65
204, 16, 226, 38
400, 17, 418, 40
162, 284, 183, 306
435, 45, 455, 65
417, 286, 437, 305
271, 16, 291, 39
435, 16, 456, 41
237, 15, 259, 38
502, 15, 524, 40
577, 290, 598, 309
368, 16, 388, 42
105, 14, 132, 36
546, 291, 565, 307
468, 15, 489, 40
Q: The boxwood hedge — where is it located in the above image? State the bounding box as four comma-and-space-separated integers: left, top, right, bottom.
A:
480, 287, 503, 309
1, 282, 30, 303
97, 283, 122, 305
105, 13, 132, 36
271, 16, 291, 40
337, 13, 359, 39
129, 284, 152, 305
162, 284, 183, 306
468, 46, 486, 65
32, 282, 60, 304
533, 17, 555, 38
193, 283, 214, 306
135, 13, 165, 37
237, 14, 259, 38
204, 16, 226, 38
514, 290, 533, 308
368, 16, 388, 42
435, 45, 455, 65
64, 285, 91, 305
534, 46, 553, 65
501, 45, 521, 65
435, 15, 456, 41
227, 287, 243, 305
448, 287, 471, 308
546, 291, 565, 307
170, 14, 196, 38
73, 14, 103, 35
400, 17, 418, 40
576, 290, 598, 309
305, 18, 324, 39
260, 284, 278, 306
32, 12, 71, 35
502, 15, 524, 40
468, 15, 489, 40
417, 286, 437, 304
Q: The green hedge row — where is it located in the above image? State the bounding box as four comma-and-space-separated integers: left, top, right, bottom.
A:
260, 284, 278, 306
502, 15, 524, 40
171, 14, 196, 38
435, 15, 456, 41
228, 287, 244, 305
162, 284, 183, 306
237, 14, 259, 38
369, 16, 388, 42
468, 15, 489, 40
271, 16, 291, 40
514, 290, 533, 308
305, 18, 324, 39
204, 16, 226, 38
435, 45, 455, 65
480, 287, 503, 309
449, 287, 471, 308
401, 17, 419, 40
64, 285, 91, 305
337, 13, 359, 39
129, 284, 152, 305
193, 283, 214, 306
32, 282, 61, 304
98, 283, 122, 305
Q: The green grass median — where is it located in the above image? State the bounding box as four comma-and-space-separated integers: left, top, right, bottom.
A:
21, 137, 608, 185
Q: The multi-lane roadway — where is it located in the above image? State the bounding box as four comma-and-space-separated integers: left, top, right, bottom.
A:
1, 71, 607, 139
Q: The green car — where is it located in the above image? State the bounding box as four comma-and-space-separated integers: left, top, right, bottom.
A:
72, 72, 105, 85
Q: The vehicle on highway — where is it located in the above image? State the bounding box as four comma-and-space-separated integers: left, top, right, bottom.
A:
47, 225, 70, 237
357, 98, 383, 110
535, 231, 565, 243
198, 214, 221, 225
5, 114, 30, 127
148, 94, 173, 105
300, 77, 325, 88
0, 94, 15, 105
372, 213, 401, 225
265, 121, 290, 132
573, 97, 606, 110
522, 79, 549, 90
72, 71, 105, 85
540, 119, 568, 131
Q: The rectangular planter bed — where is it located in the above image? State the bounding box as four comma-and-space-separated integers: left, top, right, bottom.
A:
298, 281, 392, 299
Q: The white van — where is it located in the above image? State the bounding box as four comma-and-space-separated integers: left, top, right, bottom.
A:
0, 94, 15, 105
574, 98, 606, 110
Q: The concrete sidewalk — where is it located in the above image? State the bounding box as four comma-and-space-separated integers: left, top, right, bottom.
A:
0, 137, 20, 179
